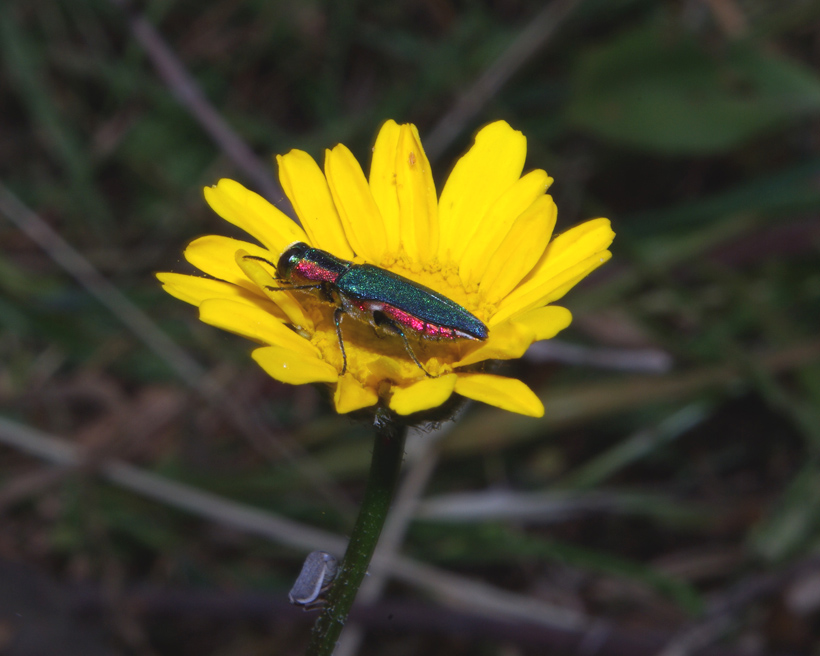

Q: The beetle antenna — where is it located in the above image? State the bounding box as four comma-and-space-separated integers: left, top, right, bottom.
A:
265, 284, 325, 291
242, 254, 277, 267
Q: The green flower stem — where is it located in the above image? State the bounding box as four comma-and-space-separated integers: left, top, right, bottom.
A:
305, 410, 407, 656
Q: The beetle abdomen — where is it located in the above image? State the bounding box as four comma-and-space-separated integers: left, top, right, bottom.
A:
339, 265, 488, 340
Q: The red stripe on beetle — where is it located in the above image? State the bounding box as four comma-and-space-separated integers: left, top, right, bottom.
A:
381, 304, 460, 340
295, 260, 340, 282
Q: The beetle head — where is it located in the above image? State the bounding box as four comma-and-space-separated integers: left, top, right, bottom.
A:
277, 242, 311, 280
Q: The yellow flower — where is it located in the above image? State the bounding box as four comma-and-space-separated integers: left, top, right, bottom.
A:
158, 121, 614, 418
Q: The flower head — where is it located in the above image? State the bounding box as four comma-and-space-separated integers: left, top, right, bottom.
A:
158, 121, 614, 417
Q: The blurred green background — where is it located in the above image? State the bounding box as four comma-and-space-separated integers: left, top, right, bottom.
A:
2, 0, 820, 654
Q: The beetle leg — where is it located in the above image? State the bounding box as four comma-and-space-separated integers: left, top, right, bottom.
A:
334, 307, 347, 374
320, 282, 337, 304
386, 321, 434, 378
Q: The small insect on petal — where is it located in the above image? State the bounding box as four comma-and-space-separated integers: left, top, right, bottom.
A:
289, 551, 339, 610
267, 242, 488, 376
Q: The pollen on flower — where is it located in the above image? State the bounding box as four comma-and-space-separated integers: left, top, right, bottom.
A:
443, 270, 461, 288
481, 299, 498, 316
380, 253, 398, 268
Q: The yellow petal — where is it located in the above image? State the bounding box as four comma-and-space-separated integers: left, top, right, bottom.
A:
479, 195, 557, 304
438, 121, 527, 264
364, 352, 413, 383
395, 124, 438, 263
252, 345, 338, 384
492, 218, 614, 325
235, 249, 313, 331
388, 374, 457, 415
512, 305, 573, 341
493, 250, 612, 325
157, 272, 276, 310
333, 376, 379, 414
533, 218, 615, 279
184, 235, 271, 296
276, 150, 354, 258
454, 306, 571, 366
325, 144, 387, 263
203, 179, 307, 254
454, 374, 543, 417
536, 251, 613, 306
453, 322, 530, 367
369, 120, 402, 255
199, 298, 319, 358
459, 170, 553, 285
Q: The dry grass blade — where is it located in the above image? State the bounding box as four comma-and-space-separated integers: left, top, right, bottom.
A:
525, 340, 673, 374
